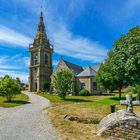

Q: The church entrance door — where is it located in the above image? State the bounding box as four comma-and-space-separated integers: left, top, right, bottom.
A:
34, 82, 37, 92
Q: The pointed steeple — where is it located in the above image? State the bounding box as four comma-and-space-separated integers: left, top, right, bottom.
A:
38, 10, 46, 34
33, 10, 50, 47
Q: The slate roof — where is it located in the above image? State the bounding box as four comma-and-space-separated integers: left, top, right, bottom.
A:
82, 64, 100, 72
77, 67, 96, 77
63, 60, 83, 75
62, 59, 100, 76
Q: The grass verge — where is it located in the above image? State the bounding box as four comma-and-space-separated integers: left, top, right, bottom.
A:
39, 93, 140, 140
0, 93, 29, 107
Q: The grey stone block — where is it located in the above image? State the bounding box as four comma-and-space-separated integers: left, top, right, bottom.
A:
97, 110, 140, 140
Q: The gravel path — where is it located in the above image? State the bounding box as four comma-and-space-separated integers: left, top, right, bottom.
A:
0, 91, 61, 140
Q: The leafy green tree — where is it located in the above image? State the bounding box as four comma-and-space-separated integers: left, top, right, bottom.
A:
0, 76, 21, 102
97, 26, 140, 100
124, 26, 140, 100
95, 62, 117, 92
16, 77, 21, 84
52, 69, 74, 99
111, 36, 129, 99
96, 36, 129, 99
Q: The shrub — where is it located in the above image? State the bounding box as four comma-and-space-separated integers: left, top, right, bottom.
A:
131, 86, 138, 94
78, 89, 90, 96
0, 75, 21, 102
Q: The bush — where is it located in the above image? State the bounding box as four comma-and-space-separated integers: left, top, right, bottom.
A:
131, 86, 138, 94
78, 89, 90, 96
0, 75, 21, 102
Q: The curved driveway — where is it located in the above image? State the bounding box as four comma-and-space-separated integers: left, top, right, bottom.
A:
0, 91, 61, 140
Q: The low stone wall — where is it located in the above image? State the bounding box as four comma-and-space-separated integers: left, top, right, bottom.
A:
97, 110, 140, 140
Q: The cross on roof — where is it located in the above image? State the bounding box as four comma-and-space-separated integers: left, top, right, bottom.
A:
120, 94, 140, 115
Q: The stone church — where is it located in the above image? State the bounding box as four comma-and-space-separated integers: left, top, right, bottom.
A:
54, 58, 102, 95
29, 11, 101, 94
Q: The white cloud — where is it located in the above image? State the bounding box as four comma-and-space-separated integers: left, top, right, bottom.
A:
0, 19, 107, 63
0, 69, 28, 83
0, 55, 20, 69
0, 65, 19, 69
0, 0, 108, 71
50, 26, 107, 62
0, 55, 28, 69
23, 57, 30, 67
5, 0, 107, 63
0, 24, 32, 48
0, 55, 29, 83
53, 60, 59, 66
0, 56, 9, 64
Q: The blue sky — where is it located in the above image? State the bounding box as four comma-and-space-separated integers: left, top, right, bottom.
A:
0, 0, 140, 83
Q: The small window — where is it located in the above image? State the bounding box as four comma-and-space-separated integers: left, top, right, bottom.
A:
93, 82, 97, 90
32, 53, 38, 65
33, 68, 37, 79
81, 83, 86, 89
45, 54, 48, 65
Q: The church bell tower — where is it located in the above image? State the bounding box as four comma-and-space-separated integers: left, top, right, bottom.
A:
29, 11, 53, 92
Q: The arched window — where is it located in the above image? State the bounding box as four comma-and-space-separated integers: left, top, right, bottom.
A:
81, 83, 86, 89
93, 82, 97, 90
32, 52, 38, 65
45, 54, 48, 65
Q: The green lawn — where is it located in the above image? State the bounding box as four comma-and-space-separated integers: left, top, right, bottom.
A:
0, 93, 29, 107
39, 92, 135, 107
39, 92, 139, 140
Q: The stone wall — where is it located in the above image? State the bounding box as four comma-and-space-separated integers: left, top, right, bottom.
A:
77, 77, 91, 92
97, 110, 140, 140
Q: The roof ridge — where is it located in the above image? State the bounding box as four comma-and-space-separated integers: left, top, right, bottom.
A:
63, 59, 82, 68
77, 66, 96, 77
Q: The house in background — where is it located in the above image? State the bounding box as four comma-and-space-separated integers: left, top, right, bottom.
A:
54, 58, 102, 95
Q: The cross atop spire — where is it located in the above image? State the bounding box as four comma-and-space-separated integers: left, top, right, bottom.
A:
41, 5, 43, 11
38, 8, 45, 33
40, 5, 43, 17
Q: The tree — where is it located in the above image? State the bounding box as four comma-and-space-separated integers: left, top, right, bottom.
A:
52, 69, 74, 99
110, 36, 129, 99
42, 81, 50, 92
16, 77, 21, 84
97, 26, 140, 100
96, 36, 129, 99
95, 61, 117, 92
124, 26, 140, 100
0, 76, 21, 102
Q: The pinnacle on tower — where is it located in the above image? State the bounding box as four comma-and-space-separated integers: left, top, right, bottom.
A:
38, 10, 46, 33
33, 10, 50, 47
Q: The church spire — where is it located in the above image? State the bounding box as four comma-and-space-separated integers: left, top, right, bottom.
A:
38, 9, 46, 33
33, 9, 50, 47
